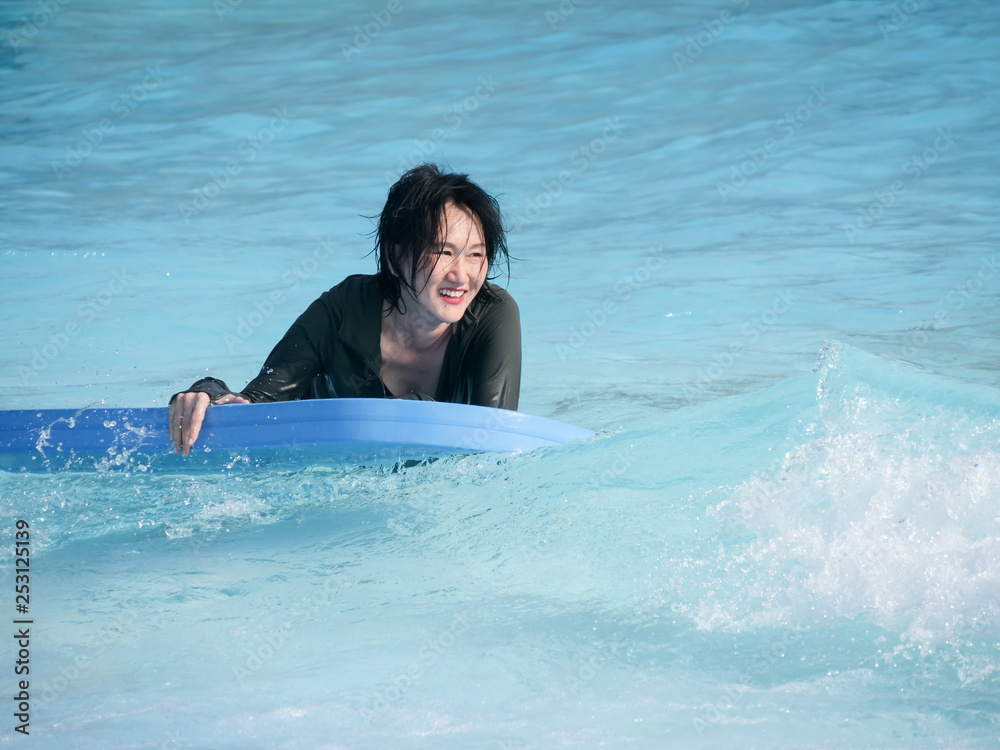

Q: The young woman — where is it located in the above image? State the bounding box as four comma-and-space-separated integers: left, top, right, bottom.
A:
169, 164, 521, 456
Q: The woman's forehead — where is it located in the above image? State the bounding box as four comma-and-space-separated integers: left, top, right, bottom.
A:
438, 203, 485, 244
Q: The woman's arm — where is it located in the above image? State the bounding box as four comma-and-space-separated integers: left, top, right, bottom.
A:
466, 289, 521, 410
167, 296, 333, 454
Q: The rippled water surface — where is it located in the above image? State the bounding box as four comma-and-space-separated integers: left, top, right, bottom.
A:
2, 0, 999, 747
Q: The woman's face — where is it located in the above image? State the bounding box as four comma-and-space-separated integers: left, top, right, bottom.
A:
408, 203, 488, 326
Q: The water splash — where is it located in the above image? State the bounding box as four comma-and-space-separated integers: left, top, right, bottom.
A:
707, 342, 1000, 647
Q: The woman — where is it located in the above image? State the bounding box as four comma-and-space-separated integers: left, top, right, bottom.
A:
169, 164, 521, 456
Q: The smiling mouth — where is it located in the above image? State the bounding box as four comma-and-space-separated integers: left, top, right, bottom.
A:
439, 289, 466, 300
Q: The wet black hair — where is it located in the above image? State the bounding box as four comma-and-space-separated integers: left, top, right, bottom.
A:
375, 164, 509, 313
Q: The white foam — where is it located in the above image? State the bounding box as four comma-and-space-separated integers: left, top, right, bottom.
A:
709, 346, 1000, 646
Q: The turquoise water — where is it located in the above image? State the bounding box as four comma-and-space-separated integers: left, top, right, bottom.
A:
3, 0, 1000, 747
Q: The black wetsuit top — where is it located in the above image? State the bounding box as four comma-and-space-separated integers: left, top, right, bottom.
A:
176, 274, 521, 410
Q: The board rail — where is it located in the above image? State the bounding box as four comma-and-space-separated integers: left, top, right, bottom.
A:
0, 399, 593, 473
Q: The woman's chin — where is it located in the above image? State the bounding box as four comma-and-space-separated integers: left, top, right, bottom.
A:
424, 294, 474, 323
436, 305, 467, 324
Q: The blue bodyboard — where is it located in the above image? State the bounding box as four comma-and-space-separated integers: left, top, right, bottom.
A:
0, 399, 593, 473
